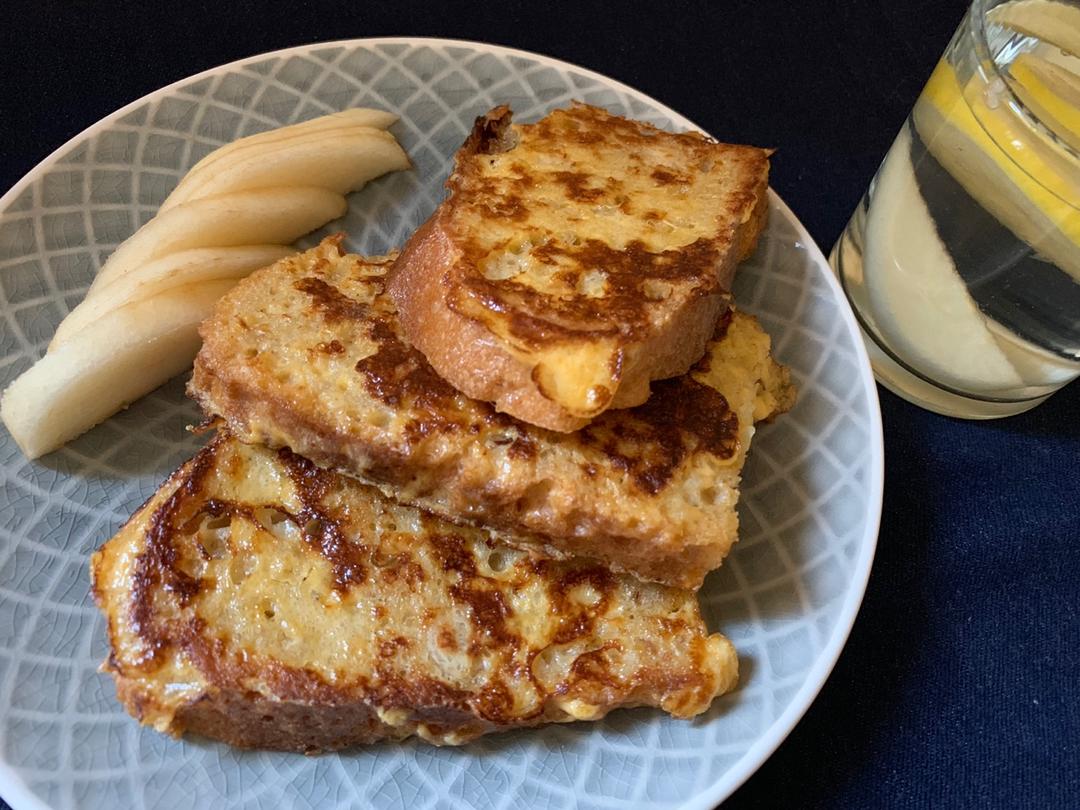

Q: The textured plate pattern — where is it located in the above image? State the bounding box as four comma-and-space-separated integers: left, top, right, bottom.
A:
0, 39, 882, 810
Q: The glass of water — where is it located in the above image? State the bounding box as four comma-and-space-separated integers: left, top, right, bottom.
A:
831, 0, 1080, 418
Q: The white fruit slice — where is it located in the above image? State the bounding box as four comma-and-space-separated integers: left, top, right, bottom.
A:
160, 128, 409, 210
863, 126, 1025, 393
184, 108, 397, 170
51, 245, 293, 348
1, 280, 236, 460
89, 187, 345, 292
1, 108, 413, 460
160, 109, 398, 209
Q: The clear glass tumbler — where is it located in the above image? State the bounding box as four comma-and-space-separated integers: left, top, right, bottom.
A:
831, 0, 1080, 418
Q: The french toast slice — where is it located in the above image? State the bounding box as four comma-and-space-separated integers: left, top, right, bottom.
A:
91, 433, 738, 751
190, 240, 795, 589
388, 104, 772, 431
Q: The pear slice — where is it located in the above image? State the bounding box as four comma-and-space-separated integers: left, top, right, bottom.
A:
89, 187, 345, 292
1, 280, 236, 460
863, 126, 1025, 392
160, 109, 398, 209
52, 245, 293, 349
183, 108, 397, 171
160, 128, 410, 210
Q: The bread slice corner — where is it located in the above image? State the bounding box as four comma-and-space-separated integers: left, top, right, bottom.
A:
388, 103, 771, 431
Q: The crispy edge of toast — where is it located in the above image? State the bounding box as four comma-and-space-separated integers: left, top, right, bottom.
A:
189, 239, 794, 589
387, 105, 771, 432
91, 435, 740, 751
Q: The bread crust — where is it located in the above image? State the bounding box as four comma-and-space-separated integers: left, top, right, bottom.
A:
92, 435, 739, 751
190, 242, 795, 589
390, 213, 614, 432
388, 104, 771, 432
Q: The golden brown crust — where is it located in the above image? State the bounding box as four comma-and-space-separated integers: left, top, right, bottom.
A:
388, 104, 771, 431
389, 214, 595, 432
189, 242, 795, 589
173, 690, 395, 752
91, 434, 739, 750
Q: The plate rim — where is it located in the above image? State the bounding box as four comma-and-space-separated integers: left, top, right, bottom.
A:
0, 35, 885, 810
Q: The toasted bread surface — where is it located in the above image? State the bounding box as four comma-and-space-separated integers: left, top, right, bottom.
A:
91, 434, 737, 751
190, 241, 795, 589
388, 104, 772, 431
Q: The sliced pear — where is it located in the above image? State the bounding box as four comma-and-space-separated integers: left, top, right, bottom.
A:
185, 108, 397, 170
160, 109, 398, 209
86, 244, 294, 305
1, 280, 236, 460
52, 245, 293, 349
1, 108, 413, 461
863, 126, 1025, 393
161, 128, 410, 210
989, 0, 1080, 59
89, 187, 345, 292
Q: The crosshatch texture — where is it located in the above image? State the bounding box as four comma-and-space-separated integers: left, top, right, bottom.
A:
0, 39, 881, 810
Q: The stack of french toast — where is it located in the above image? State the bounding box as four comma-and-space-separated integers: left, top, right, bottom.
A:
91, 104, 795, 752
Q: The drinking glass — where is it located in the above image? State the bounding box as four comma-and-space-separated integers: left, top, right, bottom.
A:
831, 0, 1080, 418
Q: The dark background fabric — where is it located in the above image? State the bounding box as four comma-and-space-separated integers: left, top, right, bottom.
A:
3, 1, 1078, 807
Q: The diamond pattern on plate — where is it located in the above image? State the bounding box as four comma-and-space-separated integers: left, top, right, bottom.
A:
0, 38, 881, 810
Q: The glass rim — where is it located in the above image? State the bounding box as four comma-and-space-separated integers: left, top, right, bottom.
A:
969, 0, 1080, 164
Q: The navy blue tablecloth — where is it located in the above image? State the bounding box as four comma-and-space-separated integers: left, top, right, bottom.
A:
4, 1, 1078, 807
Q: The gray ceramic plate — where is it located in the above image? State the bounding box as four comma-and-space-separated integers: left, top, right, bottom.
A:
0, 38, 883, 810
